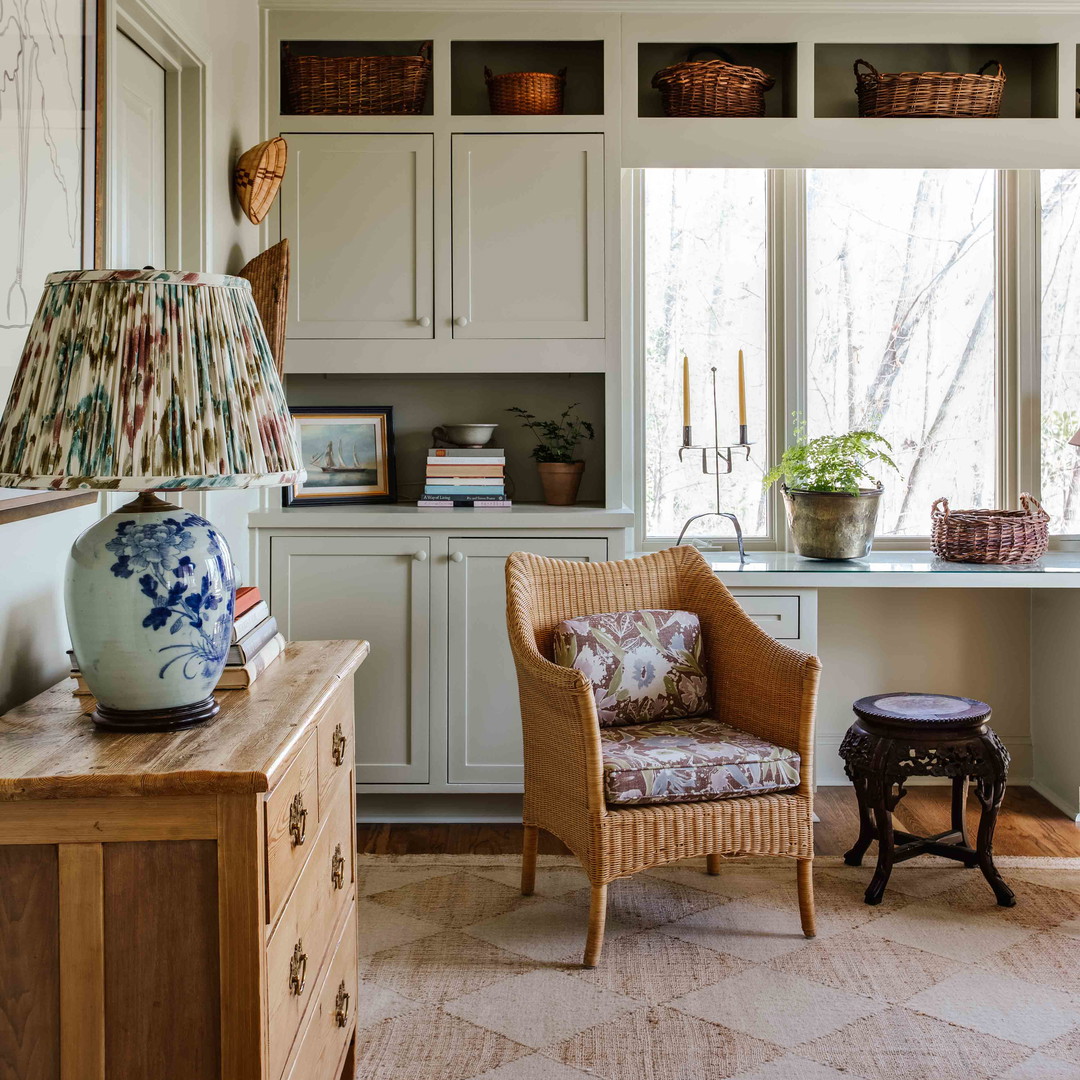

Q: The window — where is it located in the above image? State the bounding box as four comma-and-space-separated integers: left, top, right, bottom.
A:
642, 169, 769, 541
1041, 170, 1080, 534
806, 170, 997, 536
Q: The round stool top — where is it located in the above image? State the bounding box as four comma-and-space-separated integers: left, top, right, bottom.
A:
853, 692, 991, 729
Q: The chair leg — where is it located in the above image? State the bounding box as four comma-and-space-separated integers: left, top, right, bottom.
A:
521, 824, 538, 896
583, 883, 608, 968
797, 858, 816, 939
706, 853, 723, 875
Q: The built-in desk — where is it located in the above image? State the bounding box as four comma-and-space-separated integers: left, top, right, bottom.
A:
691, 550, 1080, 819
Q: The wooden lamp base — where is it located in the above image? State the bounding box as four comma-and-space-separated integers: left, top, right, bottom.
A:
91, 695, 220, 733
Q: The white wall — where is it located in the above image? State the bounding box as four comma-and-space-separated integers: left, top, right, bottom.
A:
0, 0, 262, 714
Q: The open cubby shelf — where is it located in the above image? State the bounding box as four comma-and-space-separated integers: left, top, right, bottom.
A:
814, 43, 1059, 118
279, 40, 434, 116
637, 42, 798, 118
451, 40, 604, 115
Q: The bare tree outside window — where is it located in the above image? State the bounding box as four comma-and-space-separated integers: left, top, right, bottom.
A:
643, 169, 768, 541
1040, 170, 1080, 533
806, 170, 997, 536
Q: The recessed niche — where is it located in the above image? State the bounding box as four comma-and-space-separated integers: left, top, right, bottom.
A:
280, 40, 434, 116
450, 40, 604, 115
637, 43, 797, 118
814, 43, 1058, 118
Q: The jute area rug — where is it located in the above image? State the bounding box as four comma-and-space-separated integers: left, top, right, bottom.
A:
357, 854, 1080, 1080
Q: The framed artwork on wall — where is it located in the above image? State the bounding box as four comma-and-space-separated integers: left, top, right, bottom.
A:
283, 406, 397, 506
0, 0, 104, 525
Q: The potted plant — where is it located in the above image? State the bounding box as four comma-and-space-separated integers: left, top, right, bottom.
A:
507, 403, 595, 506
763, 426, 899, 560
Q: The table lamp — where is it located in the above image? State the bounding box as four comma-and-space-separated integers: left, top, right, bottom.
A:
0, 269, 305, 732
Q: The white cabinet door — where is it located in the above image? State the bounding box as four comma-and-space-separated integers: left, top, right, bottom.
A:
446, 537, 608, 785
451, 134, 604, 339
280, 134, 434, 339
270, 535, 431, 783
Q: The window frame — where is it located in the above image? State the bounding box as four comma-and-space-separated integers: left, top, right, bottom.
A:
632, 167, 1073, 552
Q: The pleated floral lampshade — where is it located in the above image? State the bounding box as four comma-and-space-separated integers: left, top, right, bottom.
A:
0, 269, 304, 733
0, 269, 303, 490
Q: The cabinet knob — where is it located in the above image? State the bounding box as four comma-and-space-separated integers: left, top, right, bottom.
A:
455, 315, 468, 327
417, 315, 431, 327
450, 551, 464, 563
413, 550, 428, 562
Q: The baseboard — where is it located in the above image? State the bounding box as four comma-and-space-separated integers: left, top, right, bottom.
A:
1030, 780, 1080, 823
358, 792, 525, 823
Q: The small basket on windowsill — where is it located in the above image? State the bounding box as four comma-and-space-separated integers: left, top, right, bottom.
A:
931, 494, 1050, 564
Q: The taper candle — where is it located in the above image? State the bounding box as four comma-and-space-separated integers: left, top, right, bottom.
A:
682, 355, 690, 427
737, 349, 747, 426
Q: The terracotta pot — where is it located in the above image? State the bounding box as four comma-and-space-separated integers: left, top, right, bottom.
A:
537, 461, 585, 506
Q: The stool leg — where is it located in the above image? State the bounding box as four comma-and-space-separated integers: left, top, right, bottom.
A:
844, 774, 876, 867
865, 779, 897, 906
974, 777, 1016, 907
950, 777, 977, 865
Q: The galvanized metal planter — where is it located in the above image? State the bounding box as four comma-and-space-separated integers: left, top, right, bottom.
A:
783, 484, 883, 560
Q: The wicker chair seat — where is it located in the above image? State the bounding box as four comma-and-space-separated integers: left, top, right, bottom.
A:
600, 716, 800, 807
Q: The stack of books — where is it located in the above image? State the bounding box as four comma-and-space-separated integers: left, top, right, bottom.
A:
69, 585, 286, 695
418, 447, 511, 508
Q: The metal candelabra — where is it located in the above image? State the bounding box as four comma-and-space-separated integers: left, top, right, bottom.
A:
675, 365, 752, 562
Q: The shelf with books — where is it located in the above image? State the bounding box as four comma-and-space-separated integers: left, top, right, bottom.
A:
420, 445, 511, 508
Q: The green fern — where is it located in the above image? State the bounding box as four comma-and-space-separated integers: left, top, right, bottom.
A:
763, 418, 900, 495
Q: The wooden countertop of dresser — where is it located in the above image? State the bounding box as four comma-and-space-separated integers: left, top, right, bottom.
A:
0, 639, 369, 801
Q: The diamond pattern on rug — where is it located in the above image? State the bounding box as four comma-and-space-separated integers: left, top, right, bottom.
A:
727, 1054, 868, 1080
800, 1006, 1031, 1080
469, 1053, 597, 1080
359, 900, 442, 957
998, 1052, 1080, 1079
358, 865, 453, 897
364, 930, 532, 1003
645, 863, 793, 899
356, 980, 421, 1029
467, 865, 591, 897
767, 928, 961, 1003
553, 1005, 783, 1080
933, 877, 1080, 930
1038, 1027, 1080, 1066
979, 931, 1080, 996
560, 873, 725, 929
368, 871, 524, 929
356, 1004, 531, 1080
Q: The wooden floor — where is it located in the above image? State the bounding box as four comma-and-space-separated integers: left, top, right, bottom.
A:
358, 786, 1080, 858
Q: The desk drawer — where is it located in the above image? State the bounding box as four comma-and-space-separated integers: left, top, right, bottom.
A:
733, 594, 800, 640
317, 682, 353, 804
286, 902, 358, 1080
266, 733, 320, 924
267, 771, 354, 1080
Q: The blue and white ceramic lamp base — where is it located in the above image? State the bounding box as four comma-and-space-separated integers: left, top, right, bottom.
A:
65, 492, 236, 731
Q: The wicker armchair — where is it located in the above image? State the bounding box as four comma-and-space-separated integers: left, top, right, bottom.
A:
504, 544, 821, 967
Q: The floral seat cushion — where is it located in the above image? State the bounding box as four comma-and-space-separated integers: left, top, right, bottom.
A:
600, 717, 800, 806
552, 609, 709, 727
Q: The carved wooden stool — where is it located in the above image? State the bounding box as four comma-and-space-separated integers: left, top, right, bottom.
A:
839, 692, 1015, 908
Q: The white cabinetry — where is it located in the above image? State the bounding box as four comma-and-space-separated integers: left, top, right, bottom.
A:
450, 134, 605, 339
280, 134, 434, 340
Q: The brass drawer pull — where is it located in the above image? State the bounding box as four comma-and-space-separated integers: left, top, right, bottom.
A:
289, 940, 307, 995
331, 844, 346, 890
289, 792, 307, 846
331, 723, 348, 767
334, 980, 350, 1027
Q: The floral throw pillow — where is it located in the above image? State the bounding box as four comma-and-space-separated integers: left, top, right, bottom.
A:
552, 609, 710, 727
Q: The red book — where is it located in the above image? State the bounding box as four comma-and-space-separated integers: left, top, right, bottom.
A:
234, 586, 261, 618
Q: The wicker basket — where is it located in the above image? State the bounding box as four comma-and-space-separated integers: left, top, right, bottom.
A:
651, 52, 775, 118
282, 42, 431, 115
931, 494, 1049, 564
854, 58, 1005, 118
485, 66, 566, 115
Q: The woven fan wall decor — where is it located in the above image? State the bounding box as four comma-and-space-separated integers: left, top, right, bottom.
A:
234, 137, 288, 225
238, 239, 290, 376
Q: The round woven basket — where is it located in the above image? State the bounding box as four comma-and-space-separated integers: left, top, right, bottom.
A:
485, 67, 566, 115
854, 58, 1005, 118
930, 494, 1049, 564
651, 57, 775, 117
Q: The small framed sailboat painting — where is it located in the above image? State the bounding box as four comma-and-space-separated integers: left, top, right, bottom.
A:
284, 406, 397, 506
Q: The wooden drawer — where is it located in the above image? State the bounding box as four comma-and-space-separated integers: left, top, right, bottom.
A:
266, 773, 355, 1080
266, 732, 320, 924
732, 594, 801, 639
316, 682, 353, 804
285, 902, 358, 1080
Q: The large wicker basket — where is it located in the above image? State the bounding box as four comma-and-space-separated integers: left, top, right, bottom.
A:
854, 58, 1005, 118
282, 42, 431, 115
485, 66, 566, 115
931, 494, 1049, 564
651, 53, 775, 118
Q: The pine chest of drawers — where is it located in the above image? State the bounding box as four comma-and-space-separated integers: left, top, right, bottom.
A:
0, 638, 368, 1080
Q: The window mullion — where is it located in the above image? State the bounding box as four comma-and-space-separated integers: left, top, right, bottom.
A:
1013, 170, 1042, 510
